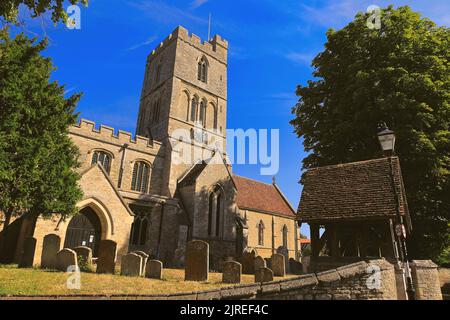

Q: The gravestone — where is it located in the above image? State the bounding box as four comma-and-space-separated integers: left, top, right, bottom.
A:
254, 255, 266, 272
301, 256, 310, 274
133, 251, 149, 276
222, 261, 241, 284
173, 247, 185, 268
264, 257, 272, 269
289, 258, 303, 275
185, 240, 209, 281
41, 234, 61, 269
241, 250, 256, 274
74, 246, 93, 265
276, 246, 290, 273
145, 260, 163, 279
255, 267, 274, 283
96, 240, 117, 274
271, 253, 285, 277
120, 253, 142, 277
18, 237, 37, 268
56, 248, 78, 272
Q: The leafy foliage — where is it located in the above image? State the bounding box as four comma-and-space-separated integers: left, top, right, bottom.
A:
0, 27, 83, 227
0, 0, 88, 24
291, 6, 450, 262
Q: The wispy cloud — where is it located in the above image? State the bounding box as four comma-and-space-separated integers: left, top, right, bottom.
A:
191, 0, 209, 9
285, 52, 315, 66
64, 87, 77, 95
126, 35, 158, 51
128, 0, 207, 26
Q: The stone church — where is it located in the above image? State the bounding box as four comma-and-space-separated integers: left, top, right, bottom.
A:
0, 26, 300, 269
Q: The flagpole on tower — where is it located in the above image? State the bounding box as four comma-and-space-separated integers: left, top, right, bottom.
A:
208, 13, 212, 41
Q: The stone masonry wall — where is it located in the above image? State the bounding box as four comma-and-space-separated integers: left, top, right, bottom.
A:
411, 260, 443, 300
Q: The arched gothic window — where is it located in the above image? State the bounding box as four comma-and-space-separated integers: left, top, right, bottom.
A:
282, 225, 288, 249
198, 57, 208, 83
131, 218, 141, 245
91, 150, 112, 174
208, 185, 224, 237
190, 97, 198, 122
155, 64, 162, 84
258, 221, 265, 246
152, 99, 161, 123
199, 100, 206, 127
131, 161, 151, 193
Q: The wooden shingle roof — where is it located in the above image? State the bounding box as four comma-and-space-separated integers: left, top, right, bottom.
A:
297, 157, 411, 227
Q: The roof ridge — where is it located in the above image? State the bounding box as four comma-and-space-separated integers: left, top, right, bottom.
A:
232, 174, 274, 187
306, 156, 397, 172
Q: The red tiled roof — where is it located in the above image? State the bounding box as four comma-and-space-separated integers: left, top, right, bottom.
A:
300, 238, 311, 244
233, 175, 296, 218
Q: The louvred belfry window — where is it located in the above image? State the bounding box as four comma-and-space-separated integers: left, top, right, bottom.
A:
198, 57, 208, 83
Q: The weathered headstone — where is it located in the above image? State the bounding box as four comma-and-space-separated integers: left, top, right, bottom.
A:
289, 258, 303, 275
271, 254, 285, 277
74, 246, 93, 265
277, 246, 290, 273
255, 267, 274, 283
222, 261, 241, 284
41, 234, 61, 269
96, 239, 117, 274
133, 251, 149, 276
120, 253, 142, 277
241, 249, 256, 274
173, 247, 185, 268
56, 248, 78, 272
145, 260, 163, 279
18, 237, 37, 268
185, 240, 209, 281
301, 256, 310, 274
254, 255, 266, 272
264, 257, 272, 269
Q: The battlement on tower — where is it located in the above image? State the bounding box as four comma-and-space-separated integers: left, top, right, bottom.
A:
149, 25, 228, 63
70, 119, 163, 153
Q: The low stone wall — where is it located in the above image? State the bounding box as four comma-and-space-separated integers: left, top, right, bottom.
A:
1, 260, 398, 300
2, 259, 442, 300
411, 260, 443, 300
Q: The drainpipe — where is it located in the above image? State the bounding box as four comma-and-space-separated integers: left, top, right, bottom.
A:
156, 202, 165, 259
271, 216, 275, 255
117, 143, 129, 189
294, 220, 299, 261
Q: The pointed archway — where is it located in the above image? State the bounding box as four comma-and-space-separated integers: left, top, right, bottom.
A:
64, 206, 102, 256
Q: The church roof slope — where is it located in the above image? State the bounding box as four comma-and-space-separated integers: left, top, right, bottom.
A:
233, 175, 296, 218
297, 157, 411, 227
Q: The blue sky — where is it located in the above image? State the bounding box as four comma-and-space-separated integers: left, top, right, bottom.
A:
12, 0, 449, 237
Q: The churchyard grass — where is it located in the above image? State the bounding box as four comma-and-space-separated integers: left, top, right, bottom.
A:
0, 264, 289, 296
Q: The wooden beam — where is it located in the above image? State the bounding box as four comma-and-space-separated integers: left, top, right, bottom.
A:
310, 223, 320, 258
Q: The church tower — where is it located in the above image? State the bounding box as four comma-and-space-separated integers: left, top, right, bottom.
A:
136, 26, 229, 196
136, 26, 228, 146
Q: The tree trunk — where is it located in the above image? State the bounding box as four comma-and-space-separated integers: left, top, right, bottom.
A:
2, 208, 13, 231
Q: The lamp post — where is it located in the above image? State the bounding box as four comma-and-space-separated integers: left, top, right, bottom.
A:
377, 124, 416, 300
377, 124, 396, 155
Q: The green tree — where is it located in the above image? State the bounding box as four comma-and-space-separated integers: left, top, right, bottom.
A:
0, 27, 83, 230
0, 0, 88, 24
290, 6, 450, 263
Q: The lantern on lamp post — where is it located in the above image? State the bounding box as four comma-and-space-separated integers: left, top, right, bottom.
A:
377, 123, 416, 299
377, 125, 396, 155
